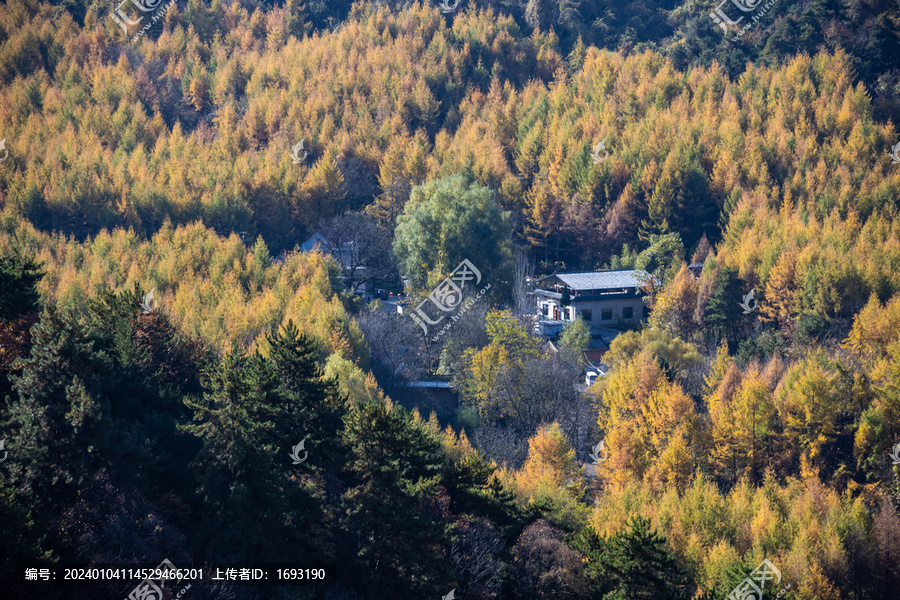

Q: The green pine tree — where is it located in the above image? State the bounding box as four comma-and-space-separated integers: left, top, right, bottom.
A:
3, 308, 114, 525
181, 321, 346, 562
0, 484, 58, 600
442, 446, 522, 534
703, 266, 746, 351
0, 247, 44, 323
4, 288, 205, 529
340, 400, 451, 598
573, 516, 689, 600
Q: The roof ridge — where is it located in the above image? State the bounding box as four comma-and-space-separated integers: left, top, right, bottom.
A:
552, 268, 640, 275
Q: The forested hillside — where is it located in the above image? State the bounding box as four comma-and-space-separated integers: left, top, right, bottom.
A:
1, 0, 900, 599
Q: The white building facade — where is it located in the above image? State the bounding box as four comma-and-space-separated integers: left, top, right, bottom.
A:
535, 270, 650, 330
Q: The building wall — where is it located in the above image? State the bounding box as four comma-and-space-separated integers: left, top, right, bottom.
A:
538, 300, 576, 321
574, 297, 647, 324
538, 297, 647, 325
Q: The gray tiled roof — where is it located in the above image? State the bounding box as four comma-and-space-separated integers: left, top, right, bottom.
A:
540, 270, 646, 291
300, 232, 329, 252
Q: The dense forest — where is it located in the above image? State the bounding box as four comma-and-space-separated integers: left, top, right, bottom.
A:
1, 0, 900, 598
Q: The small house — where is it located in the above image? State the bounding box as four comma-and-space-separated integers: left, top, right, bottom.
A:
535, 270, 650, 328
301, 232, 373, 298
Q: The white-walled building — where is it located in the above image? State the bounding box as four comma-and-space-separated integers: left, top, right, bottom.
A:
535, 270, 650, 330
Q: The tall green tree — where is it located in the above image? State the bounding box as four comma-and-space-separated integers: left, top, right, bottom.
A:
340, 399, 451, 598
0, 246, 45, 401
560, 316, 590, 353
0, 247, 44, 323
84, 287, 205, 495
2, 308, 114, 524
573, 516, 689, 600
703, 266, 747, 351
635, 233, 685, 299
0, 484, 58, 600
560, 285, 572, 307
182, 321, 345, 562
393, 173, 512, 290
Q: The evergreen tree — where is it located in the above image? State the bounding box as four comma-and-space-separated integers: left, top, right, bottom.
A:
84, 287, 204, 496
635, 233, 685, 300
0, 484, 58, 600
2, 288, 204, 536
264, 320, 347, 471
340, 399, 451, 598
0, 246, 45, 402
703, 266, 746, 351
3, 308, 114, 524
573, 516, 689, 600
433, 422, 524, 537
181, 321, 345, 562
0, 247, 44, 323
